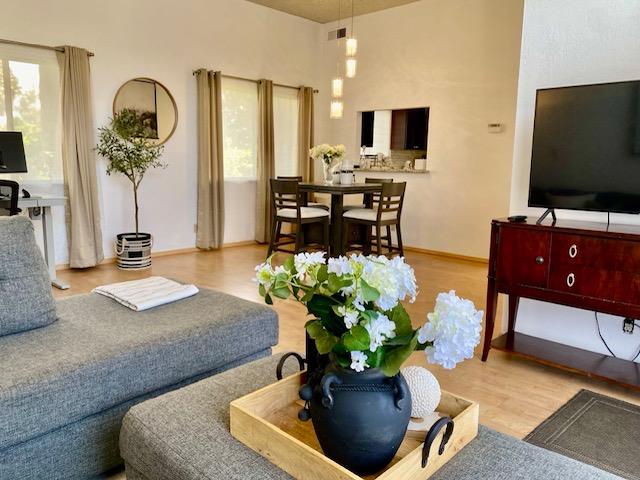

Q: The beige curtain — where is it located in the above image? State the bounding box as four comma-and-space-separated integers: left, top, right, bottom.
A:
58, 46, 104, 268
195, 69, 225, 249
297, 86, 315, 182
255, 79, 275, 244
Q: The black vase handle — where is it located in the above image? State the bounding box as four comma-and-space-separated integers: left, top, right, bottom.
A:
391, 375, 411, 410
422, 417, 455, 468
320, 373, 343, 409
276, 352, 306, 380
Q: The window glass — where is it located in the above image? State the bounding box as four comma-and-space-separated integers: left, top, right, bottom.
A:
221, 77, 258, 179
274, 86, 299, 177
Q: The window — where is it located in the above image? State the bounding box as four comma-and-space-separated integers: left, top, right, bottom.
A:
273, 86, 299, 177
221, 77, 258, 179
0, 45, 62, 190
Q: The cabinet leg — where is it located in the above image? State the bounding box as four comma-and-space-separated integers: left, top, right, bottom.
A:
507, 295, 520, 345
481, 278, 498, 362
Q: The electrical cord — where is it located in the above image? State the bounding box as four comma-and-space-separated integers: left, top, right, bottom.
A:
595, 312, 616, 358
595, 312, 640, 361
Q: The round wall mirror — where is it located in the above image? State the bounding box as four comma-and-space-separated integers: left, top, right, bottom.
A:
113, 78, 177, 145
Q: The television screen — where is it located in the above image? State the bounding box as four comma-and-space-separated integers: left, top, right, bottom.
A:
529, 80, 640, 214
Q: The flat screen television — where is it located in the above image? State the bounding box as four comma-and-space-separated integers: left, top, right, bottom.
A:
529, 80, 640, 214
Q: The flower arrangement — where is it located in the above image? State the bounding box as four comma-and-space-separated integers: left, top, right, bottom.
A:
309, 143, 346, 166
255, 252, 483, 376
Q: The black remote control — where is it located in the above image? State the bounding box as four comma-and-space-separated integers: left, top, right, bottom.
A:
508, 215, 527, 223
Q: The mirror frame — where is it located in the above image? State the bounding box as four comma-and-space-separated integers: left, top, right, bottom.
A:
112, 77, 178, 145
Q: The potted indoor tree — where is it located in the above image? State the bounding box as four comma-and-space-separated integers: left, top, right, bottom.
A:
97, 108, 165, 270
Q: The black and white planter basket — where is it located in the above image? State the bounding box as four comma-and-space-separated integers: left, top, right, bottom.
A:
115, 232, 152, 270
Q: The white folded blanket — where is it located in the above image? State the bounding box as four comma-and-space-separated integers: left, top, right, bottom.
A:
92, 276, 199, 311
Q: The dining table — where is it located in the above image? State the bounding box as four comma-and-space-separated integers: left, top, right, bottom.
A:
298, 182, 382, 256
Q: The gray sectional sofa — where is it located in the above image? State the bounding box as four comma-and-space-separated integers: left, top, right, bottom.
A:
0, 216, 279, 479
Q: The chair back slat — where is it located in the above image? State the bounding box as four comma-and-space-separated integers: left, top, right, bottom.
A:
377, 181, 406, 221
271, 178, 303, 216
365, 177, 392, 206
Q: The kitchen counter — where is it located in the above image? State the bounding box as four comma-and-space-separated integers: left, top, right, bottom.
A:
356, 168, 429, 174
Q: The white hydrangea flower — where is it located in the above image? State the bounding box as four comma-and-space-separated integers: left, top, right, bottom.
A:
254, 262, 275, 288
364, 312, 396, 352
328, 256, 353, 276
418, 290, 483, 369
293, 251, 326, 280
350, 351, 369, 372
336, 306, 360, 329
356, 255, 417, 311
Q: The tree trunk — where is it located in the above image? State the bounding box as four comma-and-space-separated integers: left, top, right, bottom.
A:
133, 182, 139, 237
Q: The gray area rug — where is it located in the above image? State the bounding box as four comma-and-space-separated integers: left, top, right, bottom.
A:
525, 390, 640, 480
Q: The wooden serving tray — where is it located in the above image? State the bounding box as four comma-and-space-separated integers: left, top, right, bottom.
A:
230, 371, 479, 480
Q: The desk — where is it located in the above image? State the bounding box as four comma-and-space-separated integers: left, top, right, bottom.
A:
18, 195, 69, 290
298, 182, 381, 256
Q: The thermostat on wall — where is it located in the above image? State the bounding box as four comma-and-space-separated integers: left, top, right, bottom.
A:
488, 123, 504, 133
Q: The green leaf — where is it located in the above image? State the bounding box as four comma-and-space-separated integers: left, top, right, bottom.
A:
367, 347, 384, 368
258, 283, 267, 298
360, 279, 380, 302
383, 333, 416, 346
300, 287, 316, 303
307, 295, 347, 336
342, 325, 370, 351
271, 286, 290, 299
306, 320, 325, 337
283, 255, 295, 273
381, 333, 418, 376
316, 333, 338, 354
327, 273, 352, 293
316, 264, 329, 283
390, 304, 414, 337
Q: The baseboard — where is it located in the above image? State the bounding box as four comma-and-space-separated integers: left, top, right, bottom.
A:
403, 245, 489, 264
55, 243, 259, 271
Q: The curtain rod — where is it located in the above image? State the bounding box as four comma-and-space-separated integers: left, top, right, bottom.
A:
0, 38, 95, 57
193, 70, 318, 93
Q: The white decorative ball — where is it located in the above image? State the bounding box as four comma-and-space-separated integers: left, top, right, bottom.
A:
401, 365, 441, 419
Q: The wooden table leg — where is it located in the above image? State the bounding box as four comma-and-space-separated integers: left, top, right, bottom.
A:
481, 277, 498, 361
330, 194, 344, 256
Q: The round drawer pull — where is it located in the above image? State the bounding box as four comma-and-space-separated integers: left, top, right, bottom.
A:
535, 256, 545, 265
567, 273, 576, 287
569, 244, 578, 258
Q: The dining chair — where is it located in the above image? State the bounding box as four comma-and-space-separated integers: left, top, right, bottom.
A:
268, 178, 330, 256
276, 176, 330, 211
342, 181, 406, 256
343, 177, 393, 211
0, 180, 21, 216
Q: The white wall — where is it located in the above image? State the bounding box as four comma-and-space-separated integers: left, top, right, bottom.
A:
315, 0, 524, 258
2, 0, 321, 263
510, 0, 640, 358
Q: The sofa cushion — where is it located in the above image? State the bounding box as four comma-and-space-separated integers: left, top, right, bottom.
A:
0, 288, 278, 450
0, 216, 57, 336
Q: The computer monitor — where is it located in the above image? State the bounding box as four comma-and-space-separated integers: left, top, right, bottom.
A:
0, 132, 27, 173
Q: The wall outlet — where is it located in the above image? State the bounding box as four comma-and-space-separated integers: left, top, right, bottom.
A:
623, 318, 635, 334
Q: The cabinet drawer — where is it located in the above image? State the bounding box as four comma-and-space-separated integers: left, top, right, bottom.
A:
496, 227, 550, 288
549, 266, 640, 305
551, 233, 640, 273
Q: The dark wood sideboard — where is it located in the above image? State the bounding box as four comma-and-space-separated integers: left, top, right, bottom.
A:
482, 217, 640, 390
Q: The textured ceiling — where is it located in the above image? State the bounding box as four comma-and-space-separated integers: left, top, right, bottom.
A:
245, 0, 422, 24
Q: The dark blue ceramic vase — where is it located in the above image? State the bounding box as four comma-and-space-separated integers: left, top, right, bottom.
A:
309, 363, 412, 475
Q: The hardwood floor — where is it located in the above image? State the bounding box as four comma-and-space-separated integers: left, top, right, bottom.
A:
55, 244, 640, 444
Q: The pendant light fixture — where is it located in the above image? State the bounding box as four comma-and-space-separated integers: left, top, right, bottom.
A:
330, 100, 344, 119
330, 0, 344, 119
346, 0, 358, 56
345, 0, 357, 78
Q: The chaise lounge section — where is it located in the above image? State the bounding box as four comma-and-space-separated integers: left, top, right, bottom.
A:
0, 217, 278, 479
